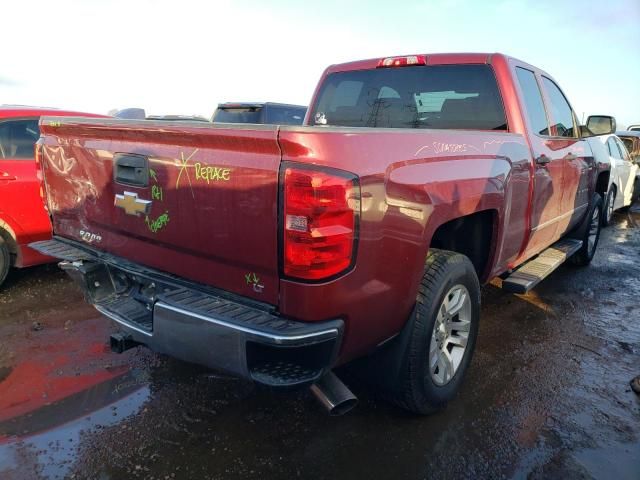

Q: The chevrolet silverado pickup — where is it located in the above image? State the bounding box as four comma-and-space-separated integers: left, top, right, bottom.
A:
31, 53, 611, 415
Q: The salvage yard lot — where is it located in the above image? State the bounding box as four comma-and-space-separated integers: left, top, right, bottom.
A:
0, 208, 638, 480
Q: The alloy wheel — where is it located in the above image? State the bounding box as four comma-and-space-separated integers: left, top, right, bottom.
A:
429, 284, 472, 386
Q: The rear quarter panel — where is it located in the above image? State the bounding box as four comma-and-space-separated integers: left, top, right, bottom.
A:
278, 127, 531, 361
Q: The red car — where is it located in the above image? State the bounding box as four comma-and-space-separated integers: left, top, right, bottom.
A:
33, 53, 610, 415
0, 106, 106, 287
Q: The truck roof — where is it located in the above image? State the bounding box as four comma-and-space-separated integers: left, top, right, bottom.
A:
324, 52, 528, 74
217, 102, 306, 109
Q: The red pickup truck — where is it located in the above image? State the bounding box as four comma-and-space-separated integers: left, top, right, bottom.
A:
0, 106, 105, 287
32, 53, 611, 415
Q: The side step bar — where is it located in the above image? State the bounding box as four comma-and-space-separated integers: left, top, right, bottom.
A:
502, 238, 583, 294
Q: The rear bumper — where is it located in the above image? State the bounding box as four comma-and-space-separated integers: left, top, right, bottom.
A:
30, 238, 343, 388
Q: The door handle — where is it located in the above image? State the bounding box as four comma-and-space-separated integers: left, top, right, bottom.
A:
114, 153, 149, 187
535, 154, 551, 165
0, 172, 17, 181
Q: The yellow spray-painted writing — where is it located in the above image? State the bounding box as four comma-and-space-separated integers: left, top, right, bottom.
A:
194, 163, 231, 183
151, 184, 163, 201
145, 211, 170, 233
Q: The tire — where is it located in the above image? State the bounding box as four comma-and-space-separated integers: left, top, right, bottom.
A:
388, 248, 480, 414
602, 188, 615, 227
570, 193, 603, 266
0, 237, 10, 288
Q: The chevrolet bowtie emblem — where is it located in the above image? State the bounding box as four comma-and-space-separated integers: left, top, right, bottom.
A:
114, 191, 152, 216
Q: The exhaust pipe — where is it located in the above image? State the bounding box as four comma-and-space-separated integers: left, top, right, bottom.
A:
310, 371, 358, 416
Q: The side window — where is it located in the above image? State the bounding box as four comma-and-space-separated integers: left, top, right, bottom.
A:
0, 119, 40, 159
607, 138, 622, 159
620, 137, 633, 154
541, 77, 577, 138
515, 67, 550, 136
614, 137, 631, 161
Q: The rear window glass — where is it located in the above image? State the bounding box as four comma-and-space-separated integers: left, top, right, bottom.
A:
311, 65, 507, 130
0, 119, 40, 159
213, 108, 263, 124
265, 106, 306, 125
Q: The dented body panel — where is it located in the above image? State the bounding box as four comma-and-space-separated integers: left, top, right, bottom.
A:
39, 121, 282, 305
0, 107, 105, 269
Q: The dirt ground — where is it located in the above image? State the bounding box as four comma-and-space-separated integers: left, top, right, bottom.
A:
0, 208, 638, 480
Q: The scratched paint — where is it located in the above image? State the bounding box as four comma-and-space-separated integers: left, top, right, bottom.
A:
175, 150, 198, 199
245, 272, 264, 293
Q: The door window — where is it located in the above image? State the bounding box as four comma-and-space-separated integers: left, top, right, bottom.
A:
614, 137, 631, 161
607, 137, 622, 159
515, 67, 550, 136
541, 77, 577, 138
0, 119, 40, 159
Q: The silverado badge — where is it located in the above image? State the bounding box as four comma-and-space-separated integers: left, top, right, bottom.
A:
114, 191, 152, 216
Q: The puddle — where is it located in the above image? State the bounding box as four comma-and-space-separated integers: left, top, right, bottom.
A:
0, 379, 149, 480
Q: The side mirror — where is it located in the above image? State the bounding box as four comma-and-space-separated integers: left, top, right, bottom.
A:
586, 115, 616, 135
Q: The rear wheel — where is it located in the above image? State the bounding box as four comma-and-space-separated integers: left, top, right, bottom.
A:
0, 237, 10, 288
570, 193, 603, 266
389, 249, 480, 414
602, 188, 615, 227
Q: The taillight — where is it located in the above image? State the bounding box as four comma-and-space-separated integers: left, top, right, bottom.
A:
377, 55, 426, 68
282, 164, 360, 281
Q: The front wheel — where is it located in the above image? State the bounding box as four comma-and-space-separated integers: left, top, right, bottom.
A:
389, 249, 480, 414
570, 193, 603, 266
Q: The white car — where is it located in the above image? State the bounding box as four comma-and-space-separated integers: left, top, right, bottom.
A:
588, 134, 638, 226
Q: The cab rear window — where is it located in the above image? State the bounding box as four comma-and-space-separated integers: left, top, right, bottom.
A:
311, 65, 507, 131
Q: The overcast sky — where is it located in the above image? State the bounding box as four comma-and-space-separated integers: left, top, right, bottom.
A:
2, 0, 639, 127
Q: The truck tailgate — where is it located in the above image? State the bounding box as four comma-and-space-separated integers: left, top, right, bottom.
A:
39, 118, 281, 305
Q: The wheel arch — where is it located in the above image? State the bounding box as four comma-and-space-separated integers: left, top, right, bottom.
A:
595, 170, 611, 198
0, 220, 19, 267
427, 209, 498, 282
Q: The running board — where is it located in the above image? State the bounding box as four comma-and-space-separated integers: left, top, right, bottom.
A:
502, 239, 583, 294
